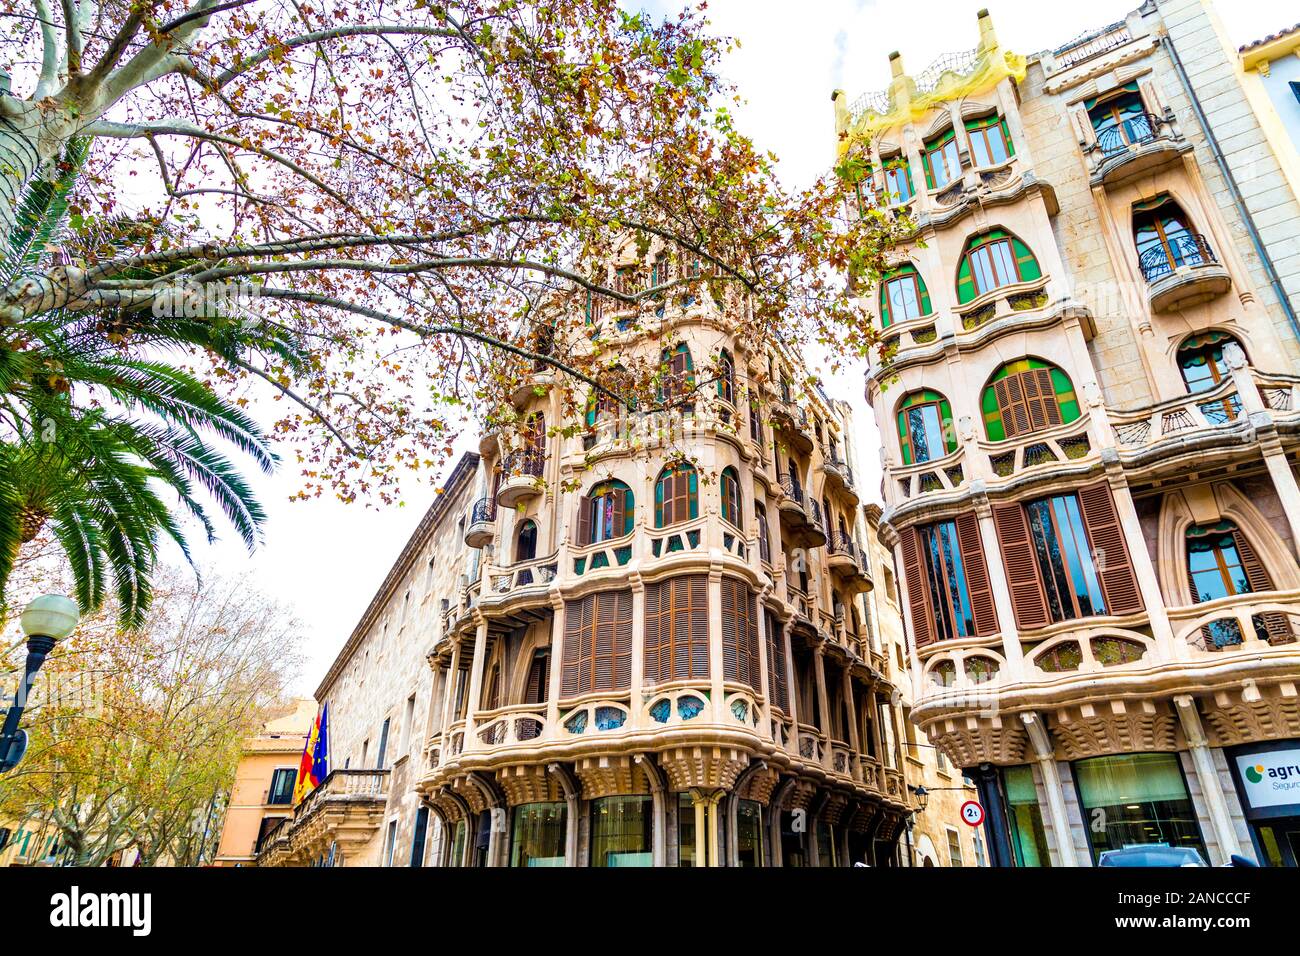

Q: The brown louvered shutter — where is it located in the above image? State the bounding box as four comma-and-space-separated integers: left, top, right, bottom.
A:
992, 502, 1052, 630
898, 527, 936, 648
1231, 529, 1289, 640
689, 575, 709, 678
524, 651, 548, 704
1075, 481, 1144, 615
592, 592, 616, 691
576, 496, 592, 545
766, 613, 789, 711
722, 577, 739, 681
1022, 368, 1062, 433
611, 485, 628, 538
644, 581, 664, 684
954, 512, 998, 636
612, 589, 632, 689
672, 576, 692, 678
745, 592, 760, 690
994, 376, 1030, 439
484, 664, 500, 710
561, 597, 587, 697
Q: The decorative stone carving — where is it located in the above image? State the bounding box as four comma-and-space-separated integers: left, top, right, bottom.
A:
657, 745, 750, 792
1048, 699, 1178, 760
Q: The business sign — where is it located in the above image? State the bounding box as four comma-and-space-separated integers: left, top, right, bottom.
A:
1234, 747, 1300, 810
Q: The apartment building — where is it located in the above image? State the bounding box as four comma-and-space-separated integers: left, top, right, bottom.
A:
212, 697, 316, 866
257, 231, 940, 865
836, 2, 1300, 866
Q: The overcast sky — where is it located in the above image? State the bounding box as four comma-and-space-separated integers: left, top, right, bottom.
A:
191, 0, 1295, 695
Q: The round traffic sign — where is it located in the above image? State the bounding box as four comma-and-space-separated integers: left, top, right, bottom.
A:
960, 799, 984, 827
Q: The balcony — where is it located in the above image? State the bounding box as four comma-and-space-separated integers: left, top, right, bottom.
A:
255, 769, 390, 867
1139, 234, 1231, 312
827, 533, 872, 594
464, 497, 497, 548
1107, 377, 1255, 463
980, 414, 1096, 481
495, 448, 545, 507
1169, 589, 1300, 654
771, 398, 815, 454
892, 447, 967, 504
822, 455, 859, 505
776, 474, 827, 548
1087, 112, 1190, 188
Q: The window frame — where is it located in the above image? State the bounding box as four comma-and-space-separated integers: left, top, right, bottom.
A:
1025, 493, 1107, 623
720, 466, 742, 529
923, 129, 962, 189
965, 114, 1013, 168
896, 391, 956, 465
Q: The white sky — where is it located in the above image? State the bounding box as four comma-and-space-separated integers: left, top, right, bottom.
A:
191, 0, 1295, 694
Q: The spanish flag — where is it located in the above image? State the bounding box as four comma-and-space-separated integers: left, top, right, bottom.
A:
293, 704, 330, 805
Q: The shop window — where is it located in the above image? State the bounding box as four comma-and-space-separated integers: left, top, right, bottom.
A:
1074, 753, 1206, 863
1003, 765, 1052, 867
591, 795, 653, 867
736, 799, 764, 867
510, 802, 567, 867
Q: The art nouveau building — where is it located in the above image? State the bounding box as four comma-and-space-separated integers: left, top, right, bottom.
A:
415, 248, 917, 867
837, 2, 1300, 866
258, 244, 922, 866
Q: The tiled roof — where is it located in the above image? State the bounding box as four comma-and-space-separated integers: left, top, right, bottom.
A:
1239, 23, 1300, 54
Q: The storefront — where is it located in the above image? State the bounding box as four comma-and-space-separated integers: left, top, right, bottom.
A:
1072, 753, 1206, 864
1227, 741, 1300, 866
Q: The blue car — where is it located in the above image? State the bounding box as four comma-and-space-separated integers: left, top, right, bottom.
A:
1098, 845, 1208, 867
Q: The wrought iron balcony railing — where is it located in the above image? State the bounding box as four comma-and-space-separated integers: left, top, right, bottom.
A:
1139, 233, 1217, 283
1095, 112, 1161, 157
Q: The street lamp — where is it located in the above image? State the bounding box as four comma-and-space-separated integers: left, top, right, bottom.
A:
0, 594, 79, 772
908, 784, 930, 813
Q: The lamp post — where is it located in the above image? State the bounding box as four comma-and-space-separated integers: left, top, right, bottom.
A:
0, 594, 79, 773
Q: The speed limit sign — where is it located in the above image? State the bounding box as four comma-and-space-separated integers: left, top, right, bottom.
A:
960, 800, 985, 827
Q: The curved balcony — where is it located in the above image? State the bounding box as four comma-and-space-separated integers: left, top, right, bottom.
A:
1139, 234, 1231, 312
255, 769, 390, 867
1108, 379, 1249, 466
482, 552, 559, 622
891, 447, 967, 505
776, 474, 827, 549
771, 399, 815, 454
822, 455, 859, 505
496, 448, 545, 508
980, 415, 1097, 482
464, 497, 497, 548
1088, 112, 1190, 188
827, 533, 872, 594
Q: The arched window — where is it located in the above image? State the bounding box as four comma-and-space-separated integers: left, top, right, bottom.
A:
1087, 83, 1154, 156
879, 265, 932, 327
655, 462, 699, 528
576, 480, 634, 545
658, 343, 695, 410
1185, 520, 1287, 645
515, 520, 538, 562
717, 349, 736, 405
966, 113, 1014, 167
922, 128, 962, 190
981, 359, 1080, 441
720, 467, 742, 528
957, 230, 1041, 303
1178, 331, 1245, 423
896, 390, 956, 464
1134, 195, 1209, 282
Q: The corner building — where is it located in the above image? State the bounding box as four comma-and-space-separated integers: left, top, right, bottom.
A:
838, 3, 1300, 866
416, 239, 918, 868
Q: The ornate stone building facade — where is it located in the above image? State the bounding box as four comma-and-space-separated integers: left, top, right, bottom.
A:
259, 234, 927, 865
838, 2, 1300, 866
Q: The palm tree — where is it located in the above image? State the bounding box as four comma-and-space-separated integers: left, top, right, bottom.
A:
0, 140, 303, 626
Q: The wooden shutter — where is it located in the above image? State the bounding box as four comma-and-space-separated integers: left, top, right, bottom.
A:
644, 581, 664, 683
1022, 368, 1063, 433
561, 596, 588, 698
576, 496, 593, 546
722, 577, 739, 681
954, 512, 999, 637
1232, 529, 1289, 641
524, 651, 549, 704
611, 485, 628, 538
993, 375, 1030, 439
1075, 482, 1144, 615
898, 526, 936, 648
612, 589, 632, 689
992, 502, 1052, 630
484, 664, 500, 710
766, 613, 789, 711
